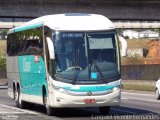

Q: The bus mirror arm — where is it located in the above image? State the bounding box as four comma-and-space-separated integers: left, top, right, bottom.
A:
46, 37, 55, 59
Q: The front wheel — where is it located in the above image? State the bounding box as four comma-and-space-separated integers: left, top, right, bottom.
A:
99, 106, 110, 115
44, 94, 54, 116
156, 88, 160, 100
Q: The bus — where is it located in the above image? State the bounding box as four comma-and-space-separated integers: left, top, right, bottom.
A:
7, 13, 122, 115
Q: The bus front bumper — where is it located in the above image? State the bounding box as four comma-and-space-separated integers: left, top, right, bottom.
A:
49, 89, 121, 108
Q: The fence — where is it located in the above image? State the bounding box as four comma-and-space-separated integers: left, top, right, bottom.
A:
121, 64, 160, 80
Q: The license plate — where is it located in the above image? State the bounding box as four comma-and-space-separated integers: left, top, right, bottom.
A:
84, 99, 96, 104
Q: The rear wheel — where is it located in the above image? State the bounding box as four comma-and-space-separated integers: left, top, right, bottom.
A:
15, 88, 27, 109
13, 85, 16, 100
156, 88, 160, 100
99, 106, 110, 115
13, 88, 17, 100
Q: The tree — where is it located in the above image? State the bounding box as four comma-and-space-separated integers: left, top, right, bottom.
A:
0, 29, 8, 40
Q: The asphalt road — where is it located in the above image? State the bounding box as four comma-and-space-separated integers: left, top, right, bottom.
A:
0, 89, 160, 120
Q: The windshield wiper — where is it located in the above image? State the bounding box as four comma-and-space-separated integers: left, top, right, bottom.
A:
93, 62, 108, 83
72, 49, 80, 85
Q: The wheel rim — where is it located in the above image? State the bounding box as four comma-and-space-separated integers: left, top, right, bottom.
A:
15, 91, 18, 101
18, 92, 22, 105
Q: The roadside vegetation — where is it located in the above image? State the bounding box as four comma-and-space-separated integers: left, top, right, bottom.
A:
122, 80, 155, 92
0, 40, 6, 70
126, 38, 149, 49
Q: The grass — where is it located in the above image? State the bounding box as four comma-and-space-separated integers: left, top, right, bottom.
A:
122, 80, 156, 92
0, 40, 6, 56
126, 38, 150, 49
123, 84, 155, 92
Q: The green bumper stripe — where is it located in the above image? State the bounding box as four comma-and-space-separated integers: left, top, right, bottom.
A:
60, 85, 117, 92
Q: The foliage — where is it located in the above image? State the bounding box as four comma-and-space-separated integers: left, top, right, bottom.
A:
0, 39, 6, 71
121, 55, 144, 65
123, 84, 155, 92
122, 80, 155, 92
0, 29, 8, 40
126, 39, 150, 49
0, 40, 6, 56
0, 56, 6, 70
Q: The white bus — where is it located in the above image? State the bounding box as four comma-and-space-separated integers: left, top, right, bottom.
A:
7, 13, 122, 115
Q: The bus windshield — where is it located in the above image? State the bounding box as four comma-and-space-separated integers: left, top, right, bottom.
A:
53, 31, 120, 84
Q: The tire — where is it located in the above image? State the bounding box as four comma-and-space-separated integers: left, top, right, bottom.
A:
13, 89, 17, 100
156, 88, 160, 100
99, 106, 110, 115
15, 90, 19, 107
44, 94, 54, 116
15, 89, 27, 109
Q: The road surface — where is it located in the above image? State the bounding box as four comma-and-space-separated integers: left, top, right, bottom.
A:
0, 89, 160, 120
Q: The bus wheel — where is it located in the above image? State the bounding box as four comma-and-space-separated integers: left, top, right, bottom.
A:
99, 106, 110, 115
13, 85, 16, 100
15, 89, 26, 109
156, 88, 160, 100
13, 89, 17, 100
44, 94, 53, 116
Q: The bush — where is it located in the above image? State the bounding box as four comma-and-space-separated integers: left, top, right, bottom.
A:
121, 56, 144, 65
0, 56, 6, 70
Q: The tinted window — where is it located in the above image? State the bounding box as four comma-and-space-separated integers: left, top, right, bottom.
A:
7, 28, 43, 56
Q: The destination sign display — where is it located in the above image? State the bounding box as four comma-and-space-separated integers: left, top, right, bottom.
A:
61, 33, 84, 38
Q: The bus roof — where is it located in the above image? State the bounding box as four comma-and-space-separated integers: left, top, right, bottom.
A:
8, 13, 115, 34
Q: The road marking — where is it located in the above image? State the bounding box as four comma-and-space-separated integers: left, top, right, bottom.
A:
0, 112, 27, 114
0, 103, 38, 115
0, 104, 63, 120
0, 86, 8, 89
121, 98, 128, 100
112, 108, 137, 114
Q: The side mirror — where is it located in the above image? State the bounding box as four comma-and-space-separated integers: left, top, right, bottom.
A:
46, 37, 55, 59
118, 36, 127, 57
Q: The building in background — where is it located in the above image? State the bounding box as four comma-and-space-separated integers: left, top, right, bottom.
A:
122, 29, 159, 39
139, 30, 159, 38
122, 30, 139, 39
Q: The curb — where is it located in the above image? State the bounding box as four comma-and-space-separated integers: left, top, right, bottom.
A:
0, 86, 8, 89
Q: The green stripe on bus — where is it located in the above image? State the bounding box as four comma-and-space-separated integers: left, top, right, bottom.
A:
15, 22, 43, 32
18, 55, 47, 96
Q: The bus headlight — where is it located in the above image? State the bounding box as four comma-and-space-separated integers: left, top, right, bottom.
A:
59, 88, 66, 93
52, 84, 69, 94
112, 86, 120, 92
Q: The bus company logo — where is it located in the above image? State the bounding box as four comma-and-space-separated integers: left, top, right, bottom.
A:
34, 55, 39, 62
23, 58, 31, 72
87, 91, 92, 96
